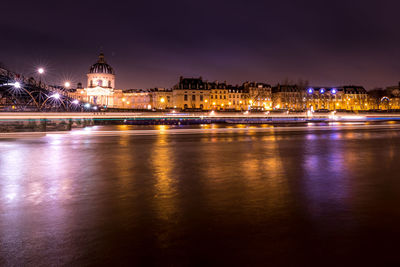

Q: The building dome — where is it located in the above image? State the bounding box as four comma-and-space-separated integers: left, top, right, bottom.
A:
89, 53, 115, 74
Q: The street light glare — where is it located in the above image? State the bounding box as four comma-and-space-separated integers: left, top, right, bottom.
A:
64, 82, 71, 88
51, 93, 60, 99
14, 82, 21, 88
38, 68, 44, 74
72, 100, 79, 105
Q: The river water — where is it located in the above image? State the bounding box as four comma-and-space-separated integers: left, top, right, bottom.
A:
1, 123, 400, 266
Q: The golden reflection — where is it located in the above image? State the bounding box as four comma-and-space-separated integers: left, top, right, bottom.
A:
202, 132, 290, 214
156, 125, 168, 132
151, 133, 177, 222
117, 125, 129, 130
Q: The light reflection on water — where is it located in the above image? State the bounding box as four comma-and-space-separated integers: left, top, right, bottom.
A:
1, 124, 400, 265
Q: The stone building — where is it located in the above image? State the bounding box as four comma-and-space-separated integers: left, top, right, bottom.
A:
272, 84, 305, 110
172, 77, 210, 110
68, 53, 374, 112
243, 82, 272, 110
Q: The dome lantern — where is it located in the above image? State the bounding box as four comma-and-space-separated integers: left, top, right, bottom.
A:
89, 53, 115, 75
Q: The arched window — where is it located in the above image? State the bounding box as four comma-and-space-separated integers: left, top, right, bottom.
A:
108, 80, 111, 88
97, 79, 103, 86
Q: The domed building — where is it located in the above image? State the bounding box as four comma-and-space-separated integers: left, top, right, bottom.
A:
80, 53, 116, 107
87, 53, 115, 89
69, 52, 174, 110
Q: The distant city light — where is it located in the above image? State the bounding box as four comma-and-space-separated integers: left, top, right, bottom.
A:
307, 88, 314, 94
160, 97, 165, 103
331, 88, 337, 94
320, 88, 325, 94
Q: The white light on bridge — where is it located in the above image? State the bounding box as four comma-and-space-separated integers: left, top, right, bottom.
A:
14, 82, 21, 88
51, 93, 60, 99
72, 100, 79, 105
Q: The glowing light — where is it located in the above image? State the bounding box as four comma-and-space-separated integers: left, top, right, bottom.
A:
160, 97, 165, 103
205, 99, 208, 103
122, 98, 126, 102
14, 82, 21, 88
320, 88, 325, 94
85, 103, 91, 108
249, 100, 253, 104
147, 105, 152, 109
127, 101, 130, 104
210, 110, 215, 116
93, 106, 98, 110
213, 102, 216, 105
239, 101, 243, 104
307, 88, 314, 94
51, 93, 60, 99
221, 103, 224, 107
64, 82, 71, 88
72, 100, 79, 105
38, 68, 44, 74
331, 88, 337, 94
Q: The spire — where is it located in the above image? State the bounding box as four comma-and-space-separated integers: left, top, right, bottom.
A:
98, 52, 106, 63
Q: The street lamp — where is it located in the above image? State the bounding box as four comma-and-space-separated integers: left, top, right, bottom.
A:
51, 93, 60, 99
64, 82, 71, 88
37, 68, 44, 85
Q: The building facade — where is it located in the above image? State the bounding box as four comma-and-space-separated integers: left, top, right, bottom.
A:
68, 53, 390, 112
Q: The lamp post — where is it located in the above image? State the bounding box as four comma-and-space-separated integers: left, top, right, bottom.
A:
37, 67, 44, 88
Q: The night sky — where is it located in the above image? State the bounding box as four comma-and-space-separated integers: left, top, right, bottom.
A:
1, 0, 400, 90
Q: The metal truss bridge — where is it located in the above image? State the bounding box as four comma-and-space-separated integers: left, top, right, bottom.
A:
0, 66, 89, 112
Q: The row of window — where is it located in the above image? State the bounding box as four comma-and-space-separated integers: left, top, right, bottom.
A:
184, 95, 204, 101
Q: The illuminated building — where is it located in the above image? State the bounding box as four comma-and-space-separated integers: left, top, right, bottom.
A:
272, 84, 305, 110
66, 54, 385, 112
173, 77, 210, 110
73, 53, 117, 107
305, 86, 368, 111
243, 82, 272, 110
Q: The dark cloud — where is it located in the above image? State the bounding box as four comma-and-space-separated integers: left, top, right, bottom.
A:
1, 0, 400, 89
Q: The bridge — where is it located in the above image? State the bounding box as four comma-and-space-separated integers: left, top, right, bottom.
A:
0, 66, 92, 112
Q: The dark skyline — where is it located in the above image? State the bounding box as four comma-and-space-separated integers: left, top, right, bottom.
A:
1, 0, 400, 90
